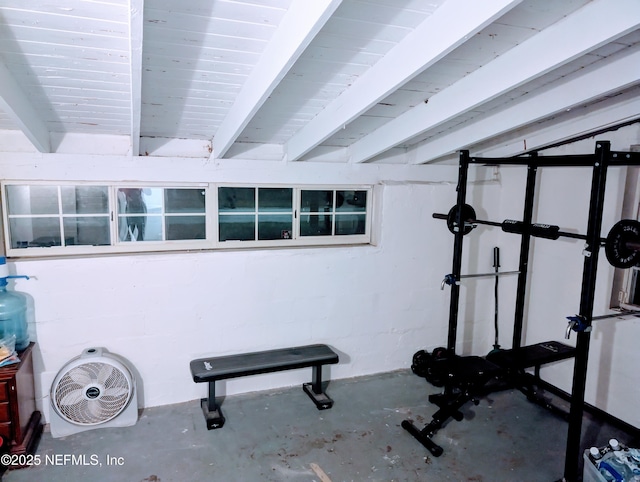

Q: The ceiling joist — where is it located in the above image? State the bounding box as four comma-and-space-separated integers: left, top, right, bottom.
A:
411, 46, 640, 163
0, 61, 51, 153
211, 0, 343, 160
348, 0, 640, 164
480, 93, 640, 159
284, 0, 523, 162
129, 0, 144, 157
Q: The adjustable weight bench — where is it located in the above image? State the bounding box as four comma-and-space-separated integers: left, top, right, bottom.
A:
190, 344, 339, 429
404, 340, 576, 456
402, 355, 503, 456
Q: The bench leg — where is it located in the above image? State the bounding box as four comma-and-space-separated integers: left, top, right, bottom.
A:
302, 364, 334, 410
200, 381, 226, 429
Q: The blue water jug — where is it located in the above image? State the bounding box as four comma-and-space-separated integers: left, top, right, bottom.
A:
0, 257, 30, 351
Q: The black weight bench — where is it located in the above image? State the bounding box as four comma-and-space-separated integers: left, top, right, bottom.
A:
487, 340, 576, 416
190, 344, 339, 429
404, 341, 576, 456
402, 355, 503, 456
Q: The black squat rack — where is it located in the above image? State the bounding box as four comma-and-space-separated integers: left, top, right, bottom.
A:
404, 141, 640, 482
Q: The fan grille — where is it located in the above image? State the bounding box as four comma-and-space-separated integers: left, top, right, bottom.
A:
53, 361, 132, 425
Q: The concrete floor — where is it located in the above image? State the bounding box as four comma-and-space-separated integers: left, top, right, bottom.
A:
4, 370, 637, 482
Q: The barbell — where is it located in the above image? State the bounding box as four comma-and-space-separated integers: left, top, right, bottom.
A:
433, 204, 640, 269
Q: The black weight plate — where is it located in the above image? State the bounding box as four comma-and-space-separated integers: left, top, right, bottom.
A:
605, 220, 640, 268
411, 350, 432, 378
431, 347, 450, 360
446, 204, 476, 235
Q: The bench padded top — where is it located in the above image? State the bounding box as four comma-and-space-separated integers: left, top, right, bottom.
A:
486, 340, 576, 369
190, 344, 339, 382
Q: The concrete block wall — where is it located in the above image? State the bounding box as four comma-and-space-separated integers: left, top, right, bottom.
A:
0, 127, 638, 430
0, 154, 501, 422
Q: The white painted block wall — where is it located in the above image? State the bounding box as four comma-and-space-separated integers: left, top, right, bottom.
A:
0, 154, 500, 423
0, 130, 638, 430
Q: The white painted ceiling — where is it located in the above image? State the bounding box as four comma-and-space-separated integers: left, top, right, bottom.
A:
0, 0, 638, 163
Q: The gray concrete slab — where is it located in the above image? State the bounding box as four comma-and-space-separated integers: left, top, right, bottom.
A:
3, 370, 636, 481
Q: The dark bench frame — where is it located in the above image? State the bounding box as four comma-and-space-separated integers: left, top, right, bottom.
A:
403, 340, 576, 456
190, 344, 339, 429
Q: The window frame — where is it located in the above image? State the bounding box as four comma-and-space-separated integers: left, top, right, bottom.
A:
1, 181, 373, 258
214, 183, 372, 249
613, 164, 640, 309
1, 181, 212, 257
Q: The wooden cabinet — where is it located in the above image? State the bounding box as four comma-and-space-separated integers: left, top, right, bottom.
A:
0, 343, 42, 456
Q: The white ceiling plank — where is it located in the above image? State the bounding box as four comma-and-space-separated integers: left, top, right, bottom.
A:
129, 0, 144, 156
0, 61, 51, 152
349, 0, 640, 164
410, 46, 640, 163
211, 0, 343, 160
285, 0, 522, 162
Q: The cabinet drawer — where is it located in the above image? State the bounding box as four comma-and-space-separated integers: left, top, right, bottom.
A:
0, 382, 8, 402
0, 402, 9, 422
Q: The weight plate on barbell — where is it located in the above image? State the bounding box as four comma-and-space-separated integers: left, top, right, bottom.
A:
605, 219, 640, 269
446, 204, 477, 235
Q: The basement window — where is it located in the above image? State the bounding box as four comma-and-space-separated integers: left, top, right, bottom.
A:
1, 182, 372, 257
613, 163, 640, 310
218, 187, 293, 242
300, 189, 368, 237
1, 182, 210, 257
4, 185, 111, 249
117, 187, 206, 242
216, 185, 371, 248
622, 268, 640, 307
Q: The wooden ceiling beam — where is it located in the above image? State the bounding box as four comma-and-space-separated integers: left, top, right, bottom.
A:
211, 0, 342, 160
349, 0, 640, 164
129, 0, 144, 156
412, 46, 640, 163
284, 0, 522, 162
0, 61, 51, 153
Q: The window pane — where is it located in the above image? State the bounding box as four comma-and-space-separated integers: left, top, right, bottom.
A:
61, 186, 109, 214
335, 214, 366, 235
63, 217, 110, 246
143, 216, 163, 241
258, 214, 292, 240
6, 185, 58, 215
300, 214, 333, 236
219, 215, 255, 241
218, 187, 255, 212
165, 189, 205, 214
117, 188, 159, 242
258, 188, 292, 212
9, 217, 61, 248
301, 190, 333, 213
630, 269, 640, 305
166, 216, 206, 240
336, 191, 367, 212
119, 215, 163, 242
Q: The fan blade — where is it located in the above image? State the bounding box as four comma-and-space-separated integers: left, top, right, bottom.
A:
59, 388, 85, 406
69, 369, 92, 386
97, 364, 114, 385
87, 399, 105, 420
103, 385, 129, 399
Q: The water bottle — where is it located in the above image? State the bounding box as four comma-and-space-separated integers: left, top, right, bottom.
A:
610, 439, 623, 452
0, 257, 30, 351
600, 450, 637, 482
590, 446, 604, 464
599, 456, 628, 482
